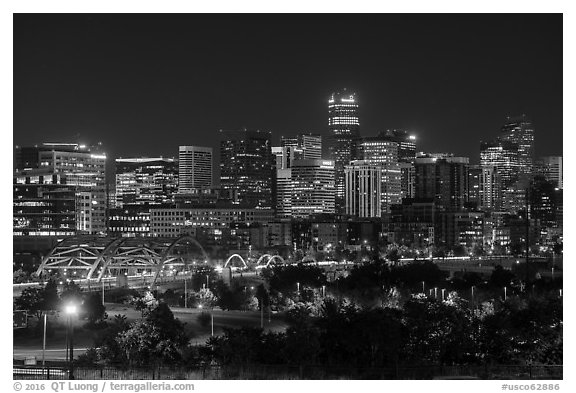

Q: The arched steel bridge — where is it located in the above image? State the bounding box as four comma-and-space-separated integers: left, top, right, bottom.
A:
36, 235, 210, 282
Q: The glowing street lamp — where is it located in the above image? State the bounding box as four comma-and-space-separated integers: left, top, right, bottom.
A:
65, 303, 78, 380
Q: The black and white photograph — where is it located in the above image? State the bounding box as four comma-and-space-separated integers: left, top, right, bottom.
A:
7, 3, 569, 388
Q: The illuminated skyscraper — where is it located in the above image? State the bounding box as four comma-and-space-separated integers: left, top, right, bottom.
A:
14, 143, 107, 234
116, 157, 178, 207
480, 140, 519, 190
358, 136, 402, 212
536, 156, 563, 190
281, 133, 322, 160
378, 129, 417, 163
220, 129, 273, 208
345, 161, 382, 218
415, 155, 469, 211
178, 146, 213, 193
291, 160, 335, 218
499, 115, 535, 175
327, 90, 360, 211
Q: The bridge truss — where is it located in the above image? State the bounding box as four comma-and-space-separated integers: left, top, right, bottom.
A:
36, 235, 209, 282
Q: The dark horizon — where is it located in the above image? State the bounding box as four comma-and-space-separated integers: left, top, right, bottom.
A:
14, 14, 563, 166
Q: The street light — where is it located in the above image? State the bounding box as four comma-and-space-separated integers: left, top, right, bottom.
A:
65, 304, 78, 380
297, 282, 300, 293
421, 281, 425, 293
504, 286, 507, 301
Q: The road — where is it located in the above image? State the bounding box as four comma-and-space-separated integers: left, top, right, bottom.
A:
13, 303, 288, 363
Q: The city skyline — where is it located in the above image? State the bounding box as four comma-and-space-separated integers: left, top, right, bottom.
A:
14, 14, 562, 165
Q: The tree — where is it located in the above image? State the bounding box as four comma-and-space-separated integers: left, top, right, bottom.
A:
130, 291, 158, 317
83, 292, 107, 325
15, 287, 44, 323
60, 280, 82, 304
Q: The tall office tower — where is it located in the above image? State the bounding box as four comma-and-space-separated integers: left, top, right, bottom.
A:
327, 90, 360, 210
380, 164, 403, 212
480, 166, 501, 210
414, 155, 469, 211
378, 129, 417, 163
536, 156, 563, 189
272, 146, 295, 170
220, 129, 273, 208
281, 134, 322, 160
399, 162, 415, 200
115, 157, 178, 207
276, 168, 292, 218
468, 165, 482, 208
358, 137, 399, 165
13, 173, 77, 236
345, 161, 382, 218
178, 146, 213, 193
358, 136, 402, 212
14, 143, 107, 234
468, 165, 501, 210
291, 159, 335, 218
499, 115, 535, 175
480, 139, 520, 189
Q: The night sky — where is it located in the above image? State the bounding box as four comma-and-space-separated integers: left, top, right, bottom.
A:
14, 14, 563, 174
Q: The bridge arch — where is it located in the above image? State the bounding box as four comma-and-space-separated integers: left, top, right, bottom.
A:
256, 254, 272, 266
301, 255, 317, 263
224, 254, 247, 269
264, 255, 285, 268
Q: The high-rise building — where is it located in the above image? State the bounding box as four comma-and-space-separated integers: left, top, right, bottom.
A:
275, 168, 292, 218
178, 146, 213, 193
13, 173, 77, 236
480, 139, 520, 190
499, 115, 535, 175
536, 156, 563, 190
415, 155, 469, 211
272, 146, 294, 170
220, 129, 273, 208
14, 143, 107, 234
291, 159, 335, 218
281, 134, 322, 160
358, 136, 402, 212
115, 157, 178, 207
345, 161, 382, 218
327, 90, 360, 210
399, 162, 416, 200
378, 129, 417, 163
358, 137, 398, 165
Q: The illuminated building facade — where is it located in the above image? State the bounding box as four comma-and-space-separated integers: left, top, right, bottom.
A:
345, 161, 382, 218
281, 133, 322, 160
178, 146, 213, 192
115, 157, 178, 207
220, 129, 274, 208
327, 90, 360, 210
499, 115, 535, 175
291, 159, 335, 218
415, 155, 469, 211
14, 143, 107, 234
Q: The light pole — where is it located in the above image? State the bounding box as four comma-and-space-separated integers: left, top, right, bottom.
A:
297, 282, 300, 294
441, 288, 446, 301
434, 287, 438, 299
422, 281, 425, 294
184, 279, 188, 309
471, 286, 475, 303
65, 304, 77, 380
322, 285, 326, 297
42, 313, 47, 366
504, 286, 507, 301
